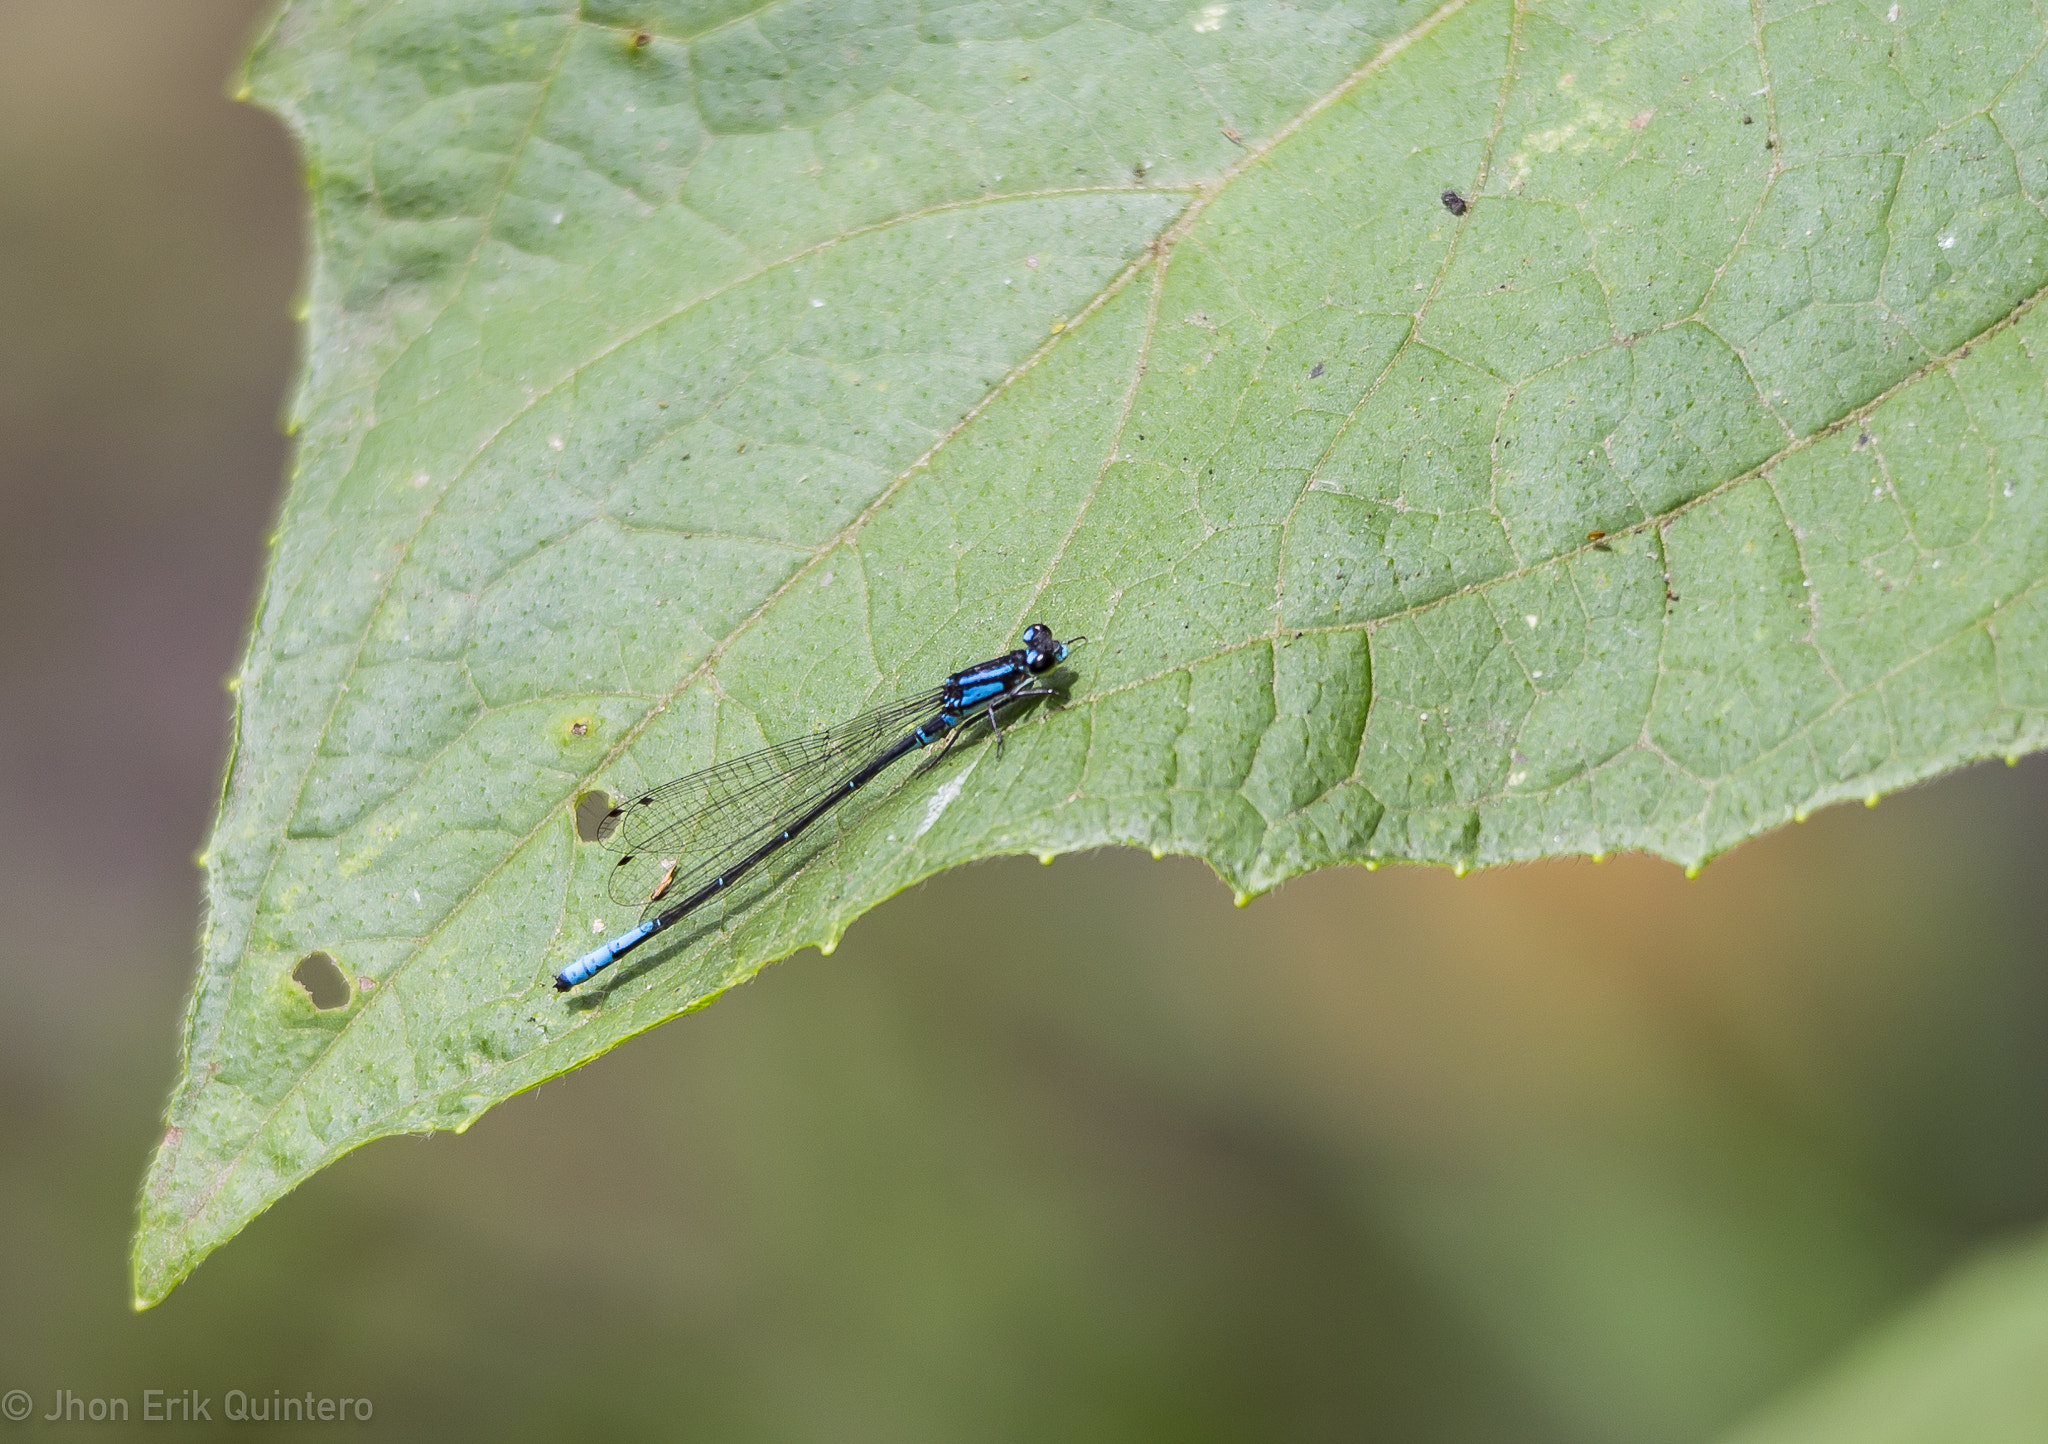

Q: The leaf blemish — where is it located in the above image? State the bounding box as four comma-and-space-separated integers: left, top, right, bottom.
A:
574, 791, 614, 842
291, 952, 351, 1011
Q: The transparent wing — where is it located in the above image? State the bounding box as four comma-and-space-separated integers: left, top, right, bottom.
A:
598, 689, 943, 914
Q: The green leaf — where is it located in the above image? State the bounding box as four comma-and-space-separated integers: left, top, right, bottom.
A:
1715, 1223, 2048, 1444
136, 0, 2048, 1303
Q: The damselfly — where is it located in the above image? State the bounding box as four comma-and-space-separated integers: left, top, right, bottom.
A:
555, 622, 1080, 991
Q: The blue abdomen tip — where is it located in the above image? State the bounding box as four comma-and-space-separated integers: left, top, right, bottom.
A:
555, 918, 657, 991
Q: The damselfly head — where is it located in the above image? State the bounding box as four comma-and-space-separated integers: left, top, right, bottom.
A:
1021, 622, 1071, 673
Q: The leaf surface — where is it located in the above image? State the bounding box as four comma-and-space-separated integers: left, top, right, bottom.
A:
138, 0, 2048, 1302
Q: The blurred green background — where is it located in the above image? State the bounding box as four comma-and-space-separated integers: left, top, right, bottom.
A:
6, 4, 2048, 1439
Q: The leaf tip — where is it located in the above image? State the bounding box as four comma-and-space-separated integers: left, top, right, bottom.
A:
128, 1222, 184, 1313
129, 1269, 166, 1313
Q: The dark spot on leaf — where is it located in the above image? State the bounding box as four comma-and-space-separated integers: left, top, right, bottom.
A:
569, 718, 590, 737
1441, 189, 1468, 216
1309, 362, 1325, 378
1742, 114, 1753, 124
292, 952, 351, 1011
575, 790, 615, 842
631, 29, 652, 47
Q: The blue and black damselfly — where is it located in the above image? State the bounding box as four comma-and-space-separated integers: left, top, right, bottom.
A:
555, 622, 1080, 991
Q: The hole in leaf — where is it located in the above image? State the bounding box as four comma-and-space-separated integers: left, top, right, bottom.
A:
575, 790, 615, 842
292, 952, 351, 1010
